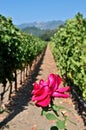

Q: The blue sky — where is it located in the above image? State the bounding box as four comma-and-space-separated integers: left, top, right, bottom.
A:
0, 0, 86, 25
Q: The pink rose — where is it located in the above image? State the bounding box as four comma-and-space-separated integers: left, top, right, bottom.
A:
32, 73, 70, 108
48, 74, 70, 98
32, 79, 51, 107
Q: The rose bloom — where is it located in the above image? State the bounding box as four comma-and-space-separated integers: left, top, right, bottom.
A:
32, 79, 51, 107
32, 74, 70, 107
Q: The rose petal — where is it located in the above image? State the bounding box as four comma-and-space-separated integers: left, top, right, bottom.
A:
56, 74, 62, 86
57, 86, 70, 93
52, 92, 70, 98
32, 87, 50, 101
48, 74, 62, 92
36, 95, 51, 107
48, 74, 56, 87
39, 79, 48, 86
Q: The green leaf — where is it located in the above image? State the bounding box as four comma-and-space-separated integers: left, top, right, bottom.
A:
41, 106, 50, 116
53, 104, 71, 113
56, 120, 66, 129
41, 109, 47, 116
52, 104, 64, 112
46, 113, 57, 120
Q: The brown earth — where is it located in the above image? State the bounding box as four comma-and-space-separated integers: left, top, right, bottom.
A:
0, 44, 86, 130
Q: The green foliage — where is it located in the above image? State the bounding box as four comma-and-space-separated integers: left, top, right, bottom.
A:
0, 14, 47, 85
41, 102, 75, 130
46, 113, 57, 120
51, 12, 86, 100
56, 119, 66, 130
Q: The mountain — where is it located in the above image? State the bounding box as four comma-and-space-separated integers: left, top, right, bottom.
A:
18, 20, 64, 41
22, 26, 46, 37
18, 20, 64, 30
22, 26, 58, 41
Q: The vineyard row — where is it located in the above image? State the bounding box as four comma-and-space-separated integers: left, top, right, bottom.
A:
51, 13, 86, 101
0, 14, 47, 103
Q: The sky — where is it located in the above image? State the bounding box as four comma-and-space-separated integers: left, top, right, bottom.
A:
0, 0, 86, 25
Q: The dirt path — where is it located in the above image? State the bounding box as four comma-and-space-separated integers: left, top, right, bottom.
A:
0, 44, 86, 130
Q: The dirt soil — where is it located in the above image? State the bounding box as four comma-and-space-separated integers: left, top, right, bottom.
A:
0, 44, 86, 130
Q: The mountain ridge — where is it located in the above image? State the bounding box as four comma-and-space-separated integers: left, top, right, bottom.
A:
18, 20, 64, 30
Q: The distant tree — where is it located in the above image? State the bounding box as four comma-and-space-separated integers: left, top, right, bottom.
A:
39, 29, 57, 41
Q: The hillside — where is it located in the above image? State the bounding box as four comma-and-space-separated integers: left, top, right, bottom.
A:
22, 26, 57, 41
22, 26, 46, 37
